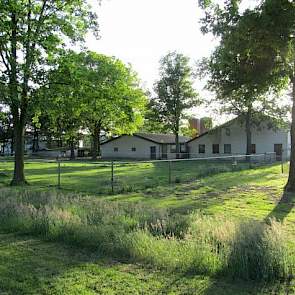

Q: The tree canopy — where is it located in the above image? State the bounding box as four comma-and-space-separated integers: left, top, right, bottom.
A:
152, 52, 199, 155
39, 51, 147, 160
198, 0, 291, 155
0, 0, 99, 184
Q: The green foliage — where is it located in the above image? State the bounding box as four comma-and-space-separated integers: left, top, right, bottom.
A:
0, 0, 99, 182
152, 52, 199, 149
38, 50, 147, 158
198, 0, 291, 155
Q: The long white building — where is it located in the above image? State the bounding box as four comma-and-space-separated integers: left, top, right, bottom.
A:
101, 133, 190, 160
187, 117, 290, 160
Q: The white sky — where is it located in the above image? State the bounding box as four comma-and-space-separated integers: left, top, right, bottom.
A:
86, 0, 225, 123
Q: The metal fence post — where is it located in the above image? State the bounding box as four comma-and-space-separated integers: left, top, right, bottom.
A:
232, 156, 236, 171
168, 160, 172, 184
111, 161, 114, 193
57, 157, 61, 189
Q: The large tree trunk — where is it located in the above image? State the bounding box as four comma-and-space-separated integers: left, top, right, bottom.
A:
285, 76, 295, 192
10, 10, 27, 185
91, 124, 101, 160
245, 109, 252, 158
11, 122, 26, 185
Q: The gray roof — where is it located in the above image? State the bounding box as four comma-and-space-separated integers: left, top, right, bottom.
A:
135, 133, 190, 144
101, 132, 191, 145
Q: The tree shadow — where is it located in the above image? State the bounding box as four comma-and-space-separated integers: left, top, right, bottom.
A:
266, 191, 295, 222
0, 233, 101, 294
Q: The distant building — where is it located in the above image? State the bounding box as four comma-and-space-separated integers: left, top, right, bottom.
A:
189, 117, 212, 136
187, 117, 290, 160
101, 133, 190, 160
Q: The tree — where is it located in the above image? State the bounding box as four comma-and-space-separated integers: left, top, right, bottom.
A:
140, 99, 171, 134
41, 51, 147, 160
80, 52, 147, 160
153, 52, 199, 156
198, 0, 290, 156
0, 1, 99, 185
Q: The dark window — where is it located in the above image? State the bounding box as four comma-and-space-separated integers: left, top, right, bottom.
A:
251, 144, 256, 154
170, 144, 176, 153
212, 144, 219, 154
131, 147, 136, 152
225, 128, 231, 136
180, 144, 186, 153
199, 144, 205, 154
224, 144, 231, 154
114, 147, 118, 152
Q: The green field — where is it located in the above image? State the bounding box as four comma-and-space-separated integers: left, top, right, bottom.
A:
0, 233, 292, 295
0, 162, 294, 294
0, 156, 272, 194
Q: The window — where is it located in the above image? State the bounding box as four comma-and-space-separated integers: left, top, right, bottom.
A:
114, 147, 118, 152
131, 147, 136, 152
212, 144, 219, 154
199, 144, 205, 154
180, 144, 187, 153
251, 144, 256, 154
224, 144, 231, 154
170, 144, 176, 153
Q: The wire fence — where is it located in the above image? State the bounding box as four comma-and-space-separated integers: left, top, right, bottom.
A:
0, 153, 278, 195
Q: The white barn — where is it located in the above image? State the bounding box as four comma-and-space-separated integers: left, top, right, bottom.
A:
101, 133, 190, 160
187, 117, 290, 160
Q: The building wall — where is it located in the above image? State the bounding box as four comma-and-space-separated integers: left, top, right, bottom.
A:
188, 120, 290, 160
101, 136, 189, 160
101, 135, 162, 159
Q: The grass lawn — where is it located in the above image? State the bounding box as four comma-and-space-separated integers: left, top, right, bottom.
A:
0, 156, 273, 194
0, 233, 293, 295
0, 161, 294, 294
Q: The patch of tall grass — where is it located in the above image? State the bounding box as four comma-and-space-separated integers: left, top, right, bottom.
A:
0, 189, 293, 281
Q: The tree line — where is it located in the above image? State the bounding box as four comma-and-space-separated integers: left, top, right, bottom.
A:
0, 0, 295, 192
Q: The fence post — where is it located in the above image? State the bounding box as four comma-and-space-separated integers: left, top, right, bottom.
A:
111, 161, 114, 193
232, 156, 236, 171
281, 151, 284, 174
168, 160, 172, 184
57, 157, 61, 189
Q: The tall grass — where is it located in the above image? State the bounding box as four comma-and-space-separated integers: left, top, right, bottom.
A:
0, 189, 293, 281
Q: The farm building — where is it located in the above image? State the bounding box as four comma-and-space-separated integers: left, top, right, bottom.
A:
100, 133, 190, 160
187, 117, 290, 160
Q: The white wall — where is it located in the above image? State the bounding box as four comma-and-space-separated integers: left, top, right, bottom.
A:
188, 120, 290, 160
101, 135, 161, 159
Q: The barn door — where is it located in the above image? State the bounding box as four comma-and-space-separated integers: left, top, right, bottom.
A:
274, 144, 283, 161
150, 146, 156, 160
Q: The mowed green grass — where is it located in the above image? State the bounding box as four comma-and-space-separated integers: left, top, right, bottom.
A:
0, 158, 262, 194
0, 161, 294, 294
0, 233, 293, 295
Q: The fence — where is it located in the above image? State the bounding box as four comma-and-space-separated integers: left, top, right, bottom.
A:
0, 153, 277, 195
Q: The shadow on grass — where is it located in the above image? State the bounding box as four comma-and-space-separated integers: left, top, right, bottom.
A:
0, 233, 99, 294
266, 191, 295, 222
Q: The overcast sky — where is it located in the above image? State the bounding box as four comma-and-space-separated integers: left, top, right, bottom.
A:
86, 0, 224, 122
